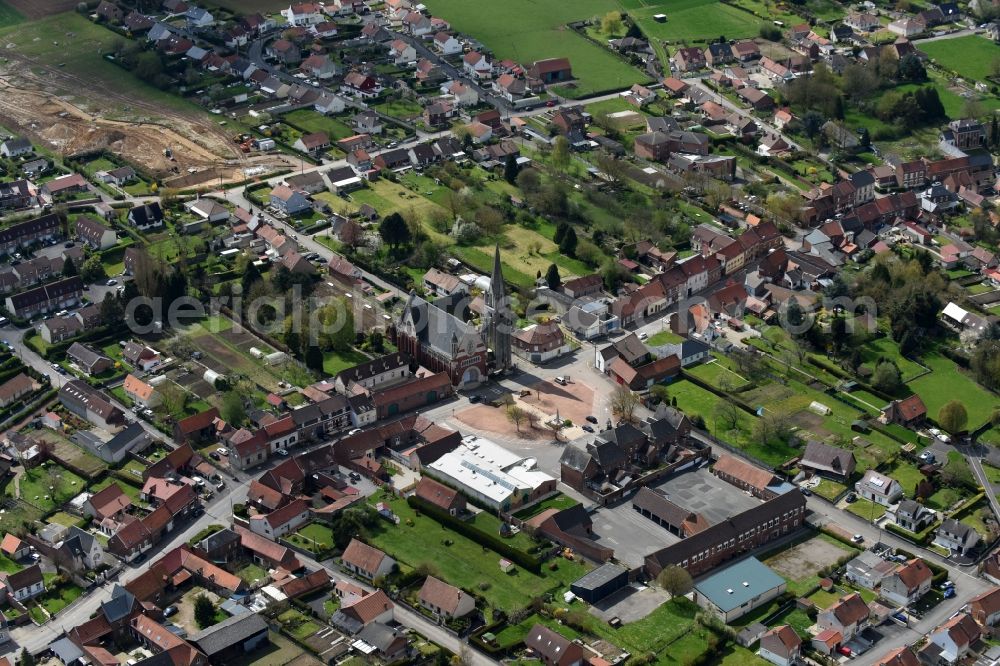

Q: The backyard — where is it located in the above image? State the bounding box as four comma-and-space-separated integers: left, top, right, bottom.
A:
907, 352, 998, 429
920, 36, 1000, 83
363, 495, 589, 612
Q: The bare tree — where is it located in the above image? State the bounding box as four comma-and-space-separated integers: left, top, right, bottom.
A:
507, 405, 529, 433
546, 419, 563, 442
611, 386, 640, 423
713, 399, 741, 432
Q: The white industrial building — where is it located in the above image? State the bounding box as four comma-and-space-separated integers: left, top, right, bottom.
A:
425, 435, 557, 512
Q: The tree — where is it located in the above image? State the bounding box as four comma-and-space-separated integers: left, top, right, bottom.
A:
507, 405, 529, 433
221, 391, 247, 427
872, 361, 902, 394
18, 651, 34, 666
714, 399, 741, 432
559, 226, 578, 256
611, 386, 639, 423
503, 153, 520, 184
938, 400, 968, 434
305, 345, 324, 372
545, 264, 561, 290
551, 135, 570, 169
379, 212, 411, 250
100, 292, 124, 324
62, 256, 77, 277
898, 54, 926, 81
242, 259, 261, 293
657, 565, 693, 597
194, 594, 216, 629
626, 21, 643, 38
158, 383, 187, 420
601, 10, 623, 34
650, 384, 670, 405
80, 255, 107, 284
830, 316, 848, 355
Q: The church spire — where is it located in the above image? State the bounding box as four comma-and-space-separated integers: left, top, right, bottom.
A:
485, 244, 512, 373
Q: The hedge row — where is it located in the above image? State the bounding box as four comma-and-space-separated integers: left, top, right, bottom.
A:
406, 495, 541, 574
884, 521, 940, 546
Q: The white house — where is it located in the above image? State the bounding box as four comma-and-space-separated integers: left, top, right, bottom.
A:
432, 32, 462, 55
388, 39, 417, 65
462, 51, 492, 79
855, 469, 903, 506
314, 93, 346, 115
0, 565, 44, 603
880, 559, 932, 607
248, 498, 310, 538
925, 613, 980, 664
418, 576, 476, 620
759, 625, 801, 666
934, 518, 980, 557
269, 185, 312, 215
282, 2, 325, 25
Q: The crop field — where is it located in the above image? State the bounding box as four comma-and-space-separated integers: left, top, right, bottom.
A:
422, 0, 648, 96
920, 36, 1000, 83
630, 0, 763, 43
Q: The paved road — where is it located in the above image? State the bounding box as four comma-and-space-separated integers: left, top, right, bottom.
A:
913, 27, 979, 43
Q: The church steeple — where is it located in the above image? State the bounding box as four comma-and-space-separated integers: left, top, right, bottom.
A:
485, 244, 512, 373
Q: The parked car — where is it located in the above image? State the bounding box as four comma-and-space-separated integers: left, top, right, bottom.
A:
944, 587, 956, 599
209, 452, 220, 461
469, 395, 482, 403
349, 471, 361, 481
164, 606, 178, 617
919, 451, 936, 464
586, 415, 598, 424
801, 487, 812, 496
846, 492, 857, 503
276, 448, 289, 456
852, 534, 864, 543
582, 425, 594, 433
837, 646, 852, 657
106, 279, 118, 286
216, 447, 228, 456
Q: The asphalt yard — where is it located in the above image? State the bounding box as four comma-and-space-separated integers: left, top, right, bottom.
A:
590, 465, 762, 568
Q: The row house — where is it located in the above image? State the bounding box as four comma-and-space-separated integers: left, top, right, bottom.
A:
5, 276, 83, 319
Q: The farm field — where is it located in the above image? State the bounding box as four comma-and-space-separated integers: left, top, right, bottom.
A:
421, 0, 649, 96
907, 353, 998, 429
920, 36, 1000, 83
630, 0, 764, 43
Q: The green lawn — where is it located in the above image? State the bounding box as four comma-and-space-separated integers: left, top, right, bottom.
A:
908, 353, 998, 429
363, 495, 589, 613
322, 348, 370, 375
0, 2, 24, 29
283, 109, 356, 142
15, 463, 86, 513
290, 522, 333, 553
512, 494, 579, 520
861, 336, 926, 383
633, 0, 764, 43
846, 498, 886, 521
920, 36, 1000, 82
646, 330, 684, 346
38, 580, 84, 616
422, 0, 649, 96
277, 609, 320, 640
0, 553, 20, 573
886, 460, 926, 499
238, 563, 269, 586
686, 359, 750, 390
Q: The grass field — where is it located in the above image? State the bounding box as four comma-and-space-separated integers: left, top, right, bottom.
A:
0, 1, 24, 28
630, 0, 764, 43
861, 336, 926, 382
363, 495, 589, 612
422, 0, 648, 96
283, 109, 356, 143
908, 353, 998, 429
16, 462, 85, 513
920, 36, 1000, 83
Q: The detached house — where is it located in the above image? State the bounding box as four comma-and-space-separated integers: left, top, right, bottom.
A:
817, 593, 869, 641
128, 202, 164, 231
881, 394, 927, 428
463, 52, 492, 78
123, 374, 160, 409
525, 624, 583, 666
855, 470, 903, 506
0, 564, 44, 602
923, 613, 980, 664
969, 587, 1000, 631
934, 518, 980, 556
341, 539, 395, 580
880, 558, 932, 607
418, 576, 475, 620
800, 441, 855, 480
293, 131, 331, 156
432, 32, 462, 55
893, 499, 935, 533
759, 625, 801, 666
269, 185, 312, 215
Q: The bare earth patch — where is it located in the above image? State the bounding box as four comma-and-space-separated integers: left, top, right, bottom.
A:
3, 0, 77, 20
765, 536, 852, 583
